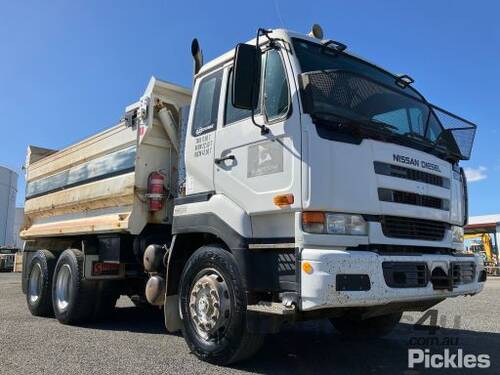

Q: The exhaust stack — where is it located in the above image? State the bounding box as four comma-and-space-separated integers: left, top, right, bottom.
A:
191, 38, 203, 76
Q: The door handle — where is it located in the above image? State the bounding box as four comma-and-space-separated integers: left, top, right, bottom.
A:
214, 154, 236, 164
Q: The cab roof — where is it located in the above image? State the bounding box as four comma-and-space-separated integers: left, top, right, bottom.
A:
196, 28, 401, 81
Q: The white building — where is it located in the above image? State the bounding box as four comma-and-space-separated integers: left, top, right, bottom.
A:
0, 166, 18, 247
13, 207, 24, 249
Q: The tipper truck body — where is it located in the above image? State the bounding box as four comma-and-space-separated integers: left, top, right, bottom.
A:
21, 26, 485, 364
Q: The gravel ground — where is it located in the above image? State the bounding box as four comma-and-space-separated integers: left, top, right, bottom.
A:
1, 273, 499, 374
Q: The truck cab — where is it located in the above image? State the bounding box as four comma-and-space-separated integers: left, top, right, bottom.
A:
169, 27, 485, 362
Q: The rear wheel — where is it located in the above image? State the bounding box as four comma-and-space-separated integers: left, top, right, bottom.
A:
330, 312, 402, 338
52, 249, 95, 324
26, 250, 56, 317
179, 245, 263, 365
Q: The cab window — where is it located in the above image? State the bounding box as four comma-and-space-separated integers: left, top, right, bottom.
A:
192, 70, 222, 136
224, 49, 290, 126
224, 69, 255, 125
263, 49, 290, 121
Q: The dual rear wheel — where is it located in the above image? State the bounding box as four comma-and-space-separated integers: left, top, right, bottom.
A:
26, 249, 119, 324
26, 250, 55, 317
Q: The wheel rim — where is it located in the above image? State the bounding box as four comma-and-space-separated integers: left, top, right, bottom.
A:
28, 263, 43, 304
189, 269, 231, 340
55, 264, 72, 312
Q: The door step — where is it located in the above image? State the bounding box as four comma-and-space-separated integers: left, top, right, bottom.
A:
247, 301, 296, 315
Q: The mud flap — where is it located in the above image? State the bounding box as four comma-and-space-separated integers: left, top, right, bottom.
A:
164, 294, 182, 332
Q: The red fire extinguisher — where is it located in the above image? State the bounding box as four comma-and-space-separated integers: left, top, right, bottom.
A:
147, 172, 166, 212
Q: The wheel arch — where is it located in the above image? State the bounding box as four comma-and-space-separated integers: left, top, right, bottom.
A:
165, 232, 229, 298
168, 210, 284, 296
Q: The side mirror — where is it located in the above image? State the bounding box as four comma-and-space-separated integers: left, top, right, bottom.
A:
232, 43, 260, 110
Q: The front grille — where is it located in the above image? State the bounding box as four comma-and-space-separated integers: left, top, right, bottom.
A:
383, 262, 428, 288
379, 188, 449, 211
374, 161, 450, 188
452, 262, 475, 285
353, 244, 455, 255
381, 216, 449, 241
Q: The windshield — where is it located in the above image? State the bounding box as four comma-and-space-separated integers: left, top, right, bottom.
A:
293, 38, 476, 161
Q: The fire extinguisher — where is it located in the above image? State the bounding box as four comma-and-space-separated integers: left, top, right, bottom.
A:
147, 171, 166, 212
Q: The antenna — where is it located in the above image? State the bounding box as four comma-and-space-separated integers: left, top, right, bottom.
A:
273, 0, 285, 27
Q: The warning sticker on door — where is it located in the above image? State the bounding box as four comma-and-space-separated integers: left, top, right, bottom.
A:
247, 141, 283, 178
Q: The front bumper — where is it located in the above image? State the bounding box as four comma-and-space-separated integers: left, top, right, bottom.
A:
300, 248, 485, 311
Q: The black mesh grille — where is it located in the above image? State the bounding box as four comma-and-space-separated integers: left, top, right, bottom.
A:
383, 262, 428, 288
300, 69, 402, 121
452, 262, 476, 285
433, 108, 476, 160
299, 69, 477, 160
379, 188, 449, 211
374, 161, 449, 188
381, 216, 448, 241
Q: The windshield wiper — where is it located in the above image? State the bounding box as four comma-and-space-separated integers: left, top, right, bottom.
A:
313, 112, 398, 135
401, 131, 452, 157
402, 131, 430, 142
368, 119, 398, 132
312, 113, 455, 159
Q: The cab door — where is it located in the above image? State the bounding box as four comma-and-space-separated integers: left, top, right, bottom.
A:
184, 69, 223, 194
214, 47, 302, 238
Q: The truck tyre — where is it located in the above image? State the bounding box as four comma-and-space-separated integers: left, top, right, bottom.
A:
179, 245, 264, 365
26, 250, 56, 317
330, 312, 402, 338
52, 249, 96, 324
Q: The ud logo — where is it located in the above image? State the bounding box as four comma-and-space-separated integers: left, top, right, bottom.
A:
247, 141, 283, 178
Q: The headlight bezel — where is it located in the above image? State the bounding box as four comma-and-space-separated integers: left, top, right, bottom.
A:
302, 212, 368, 236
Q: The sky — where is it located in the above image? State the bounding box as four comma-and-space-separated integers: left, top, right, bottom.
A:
0, 0, 499, 215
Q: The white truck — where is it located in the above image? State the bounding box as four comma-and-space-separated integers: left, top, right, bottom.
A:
0, 247, 16, 271
21, 26, 485, 365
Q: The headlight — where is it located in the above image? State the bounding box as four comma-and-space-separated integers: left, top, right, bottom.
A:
302, 212, 368, 235
451, 225, 464, 243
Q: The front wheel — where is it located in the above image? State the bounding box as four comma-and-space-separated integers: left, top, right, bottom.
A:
179, 245, 263, 365
330, 312, 402, 338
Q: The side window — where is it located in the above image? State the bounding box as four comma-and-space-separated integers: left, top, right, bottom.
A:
263, 50, 290, 120
192, 70, 223, 136
224, 69, 253, 125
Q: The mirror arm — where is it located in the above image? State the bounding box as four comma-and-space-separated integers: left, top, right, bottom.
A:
258, 28, 273, 42
248, 28, 271, 135
251, 109, 269, 135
